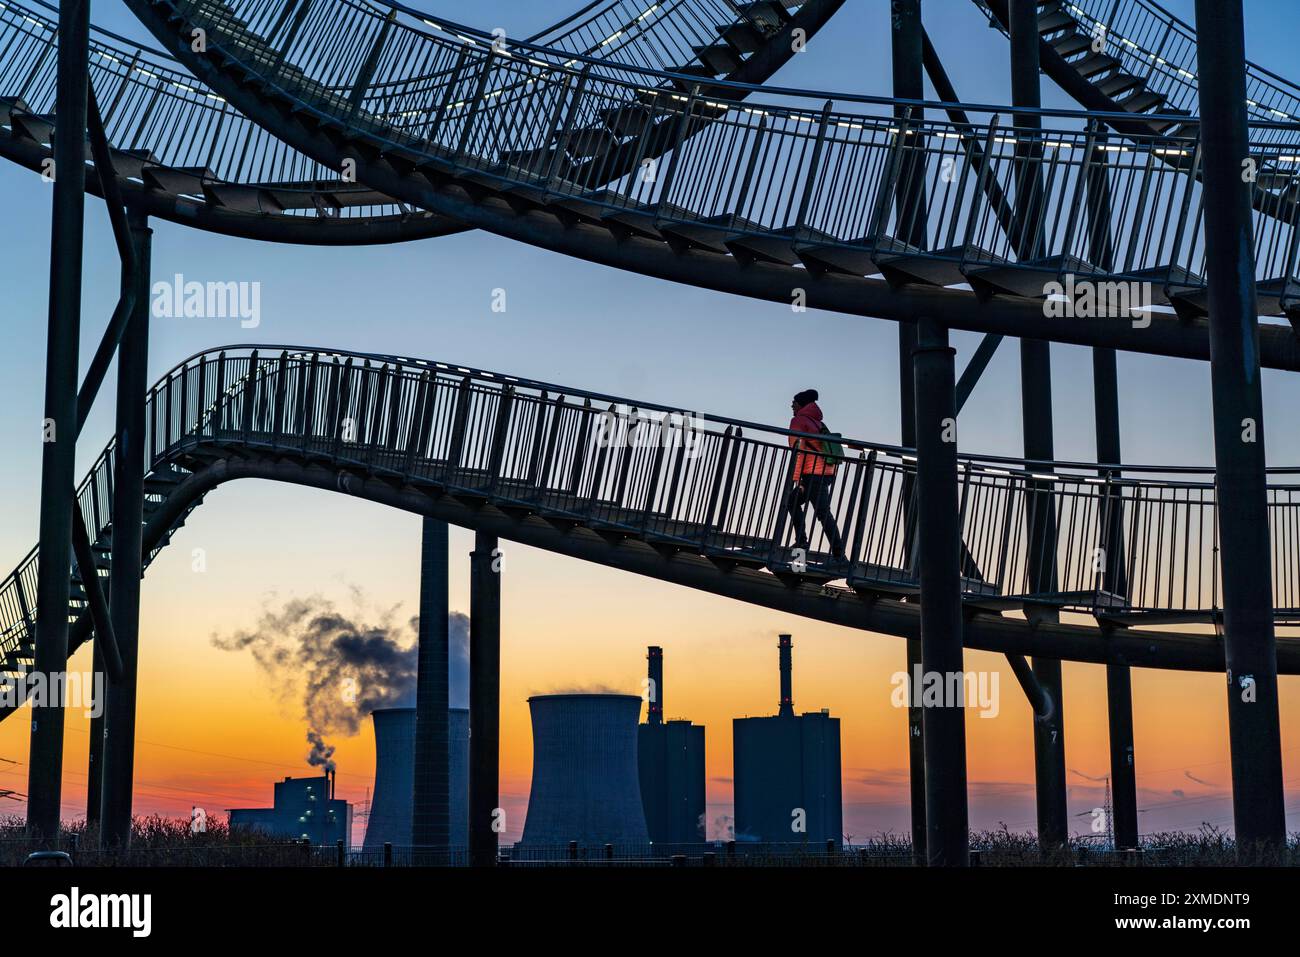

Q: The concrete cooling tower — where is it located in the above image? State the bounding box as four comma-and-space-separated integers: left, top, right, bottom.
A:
363, 707, 468, 849
519, 694, 649, 849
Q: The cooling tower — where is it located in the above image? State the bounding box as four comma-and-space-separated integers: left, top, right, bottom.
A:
520, 694, 649, 849
364, 707, 469, 849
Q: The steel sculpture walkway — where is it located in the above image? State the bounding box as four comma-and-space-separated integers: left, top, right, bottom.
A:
113, 0, 1300, 368
3, 343, 1300, 728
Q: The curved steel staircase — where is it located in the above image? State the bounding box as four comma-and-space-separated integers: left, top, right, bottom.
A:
5, 343, 1300, 730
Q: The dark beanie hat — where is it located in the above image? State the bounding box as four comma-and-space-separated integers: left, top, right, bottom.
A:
793, 389, 819, 407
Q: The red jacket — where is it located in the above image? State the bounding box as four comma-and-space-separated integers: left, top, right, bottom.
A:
789, 401, 835, 478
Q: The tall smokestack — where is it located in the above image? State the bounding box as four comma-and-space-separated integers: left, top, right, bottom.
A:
778, 634, 794, 717
647, 646, 664, 725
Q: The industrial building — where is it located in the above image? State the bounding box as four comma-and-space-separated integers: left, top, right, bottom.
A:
228, 773, 352, 846
637, 647, 706, 844
519, 693, 649, 850
732, 635, 843, 846
363, 707, 468, 850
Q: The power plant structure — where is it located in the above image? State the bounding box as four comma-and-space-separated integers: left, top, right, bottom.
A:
733, 635, 843, 846
638, 647, 706, 844
363, 707, 469, 851
518, 694, 649, 851
228, 773, 351, 846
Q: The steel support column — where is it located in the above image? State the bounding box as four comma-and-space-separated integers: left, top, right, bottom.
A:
913, 317, 969, 866
469, 530, 501, 866
412, 517, 450, 855
892, 0, 928, 866
1193, 0, 1287, 859
99, 209, 150, 848
1095, 349, 1138, 850
86, 643, 105, 826
26, 0, 90, 840
1085, 127, 1140, 851
1010, 0, 1068, 853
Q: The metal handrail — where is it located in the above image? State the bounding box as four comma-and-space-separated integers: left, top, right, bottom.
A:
127, 0, 1300, 315
972, 0, 1300, 139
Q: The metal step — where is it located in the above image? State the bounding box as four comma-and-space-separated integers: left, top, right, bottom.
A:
598, 103, 654, 138
879, 244, 1007, 288
1071, 51, 1120, 80
794, 234, 919, 277
560, 126, 620, 160
1118, 89, 1167, 115
1118, 264, 1203, 307
204, 182, 284, 212
1037, 8, 1076, 35
107, 147, 161, 180
726, 224, 826, 266
717, 20, 765, 55
693, 43, 742, 76
0, 95, 31, 125
143, 165, 214, 195
1095, 71, 1144, 100
11, 111, 55, 144
965, 253, 1094, 299
1050, 31, 1092, 59
737, 1, 789, 34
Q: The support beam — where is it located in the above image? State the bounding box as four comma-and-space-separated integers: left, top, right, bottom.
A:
1194, 0, 1287, 860
913, 317, 969, 867
469, 530, 501, 866
412, 517, 450, 856
892, 0, 927, 868
27, 0, 90, 841
1010, 0, 1068, 854
99, 209, 150, 848
954, 333, 1004, 415
920, 29, 1017, 241
1006, 653, 1053, 720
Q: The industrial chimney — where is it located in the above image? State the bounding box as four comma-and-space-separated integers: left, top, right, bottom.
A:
638, 647, 706, 844
778, 634, 794, 717
647, 646, 664, 726
519, 694, 649, 851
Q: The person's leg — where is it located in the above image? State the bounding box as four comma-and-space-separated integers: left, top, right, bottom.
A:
787, 482, 809, 550
810, 475, 845, 559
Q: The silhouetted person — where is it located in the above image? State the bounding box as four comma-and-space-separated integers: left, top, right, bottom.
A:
786, 389, 845, 563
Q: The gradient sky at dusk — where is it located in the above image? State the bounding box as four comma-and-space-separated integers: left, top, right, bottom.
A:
1, 0, 1299, 843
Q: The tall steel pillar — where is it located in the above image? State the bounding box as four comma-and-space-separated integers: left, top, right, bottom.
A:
1009, 0, 1068, 852
1193, 0, 1287, 858
469, 531, 501, 866
1095, 349, 1139, 848
26, 0, 90, 840
913, 317, 969, 866
1084, 132, 1140, 850
891, 0, 928, 865
412, 517, 450, 855
99, 210, 150, 847
86, 642, 105, 826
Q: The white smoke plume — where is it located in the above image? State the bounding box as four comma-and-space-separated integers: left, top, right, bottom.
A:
213, 594, 470, 770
